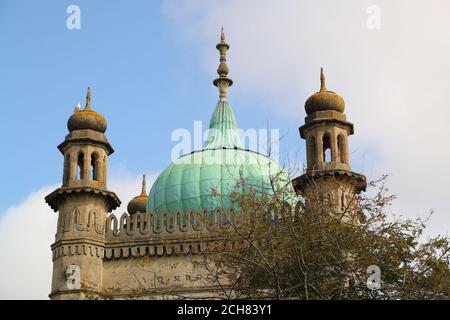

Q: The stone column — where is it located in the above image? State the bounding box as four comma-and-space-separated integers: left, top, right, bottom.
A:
331, 131, 339, 164
63, 155, 69, 185
103, 156, 108, 186
306, 138, 312, 169
344, 136, 350, 165
83, 152, 90, 181
316, 132, 324, 168
70, 153, 77, 183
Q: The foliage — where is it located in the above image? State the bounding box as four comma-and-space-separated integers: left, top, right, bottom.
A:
198, 175, 450, 300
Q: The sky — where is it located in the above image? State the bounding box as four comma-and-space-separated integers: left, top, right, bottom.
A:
1, 0, 450, 299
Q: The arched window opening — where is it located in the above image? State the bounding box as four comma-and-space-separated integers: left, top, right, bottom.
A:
77, 152, 84, 180
90, 152, 99, 181
338, 134, 345, 164
323, 133, 332, 163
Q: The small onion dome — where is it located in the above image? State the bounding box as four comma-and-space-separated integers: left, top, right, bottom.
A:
305, 68, 345, 115
127, 175, 148, 215
67, 87, 107, 133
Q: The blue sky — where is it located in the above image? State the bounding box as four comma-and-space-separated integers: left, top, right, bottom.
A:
1, 0, 449, 232
0, 0, 307, 212
2, 0, 450, 299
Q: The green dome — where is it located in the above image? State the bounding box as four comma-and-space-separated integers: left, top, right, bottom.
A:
148, 148, 289, 215
147, 100, 291, 215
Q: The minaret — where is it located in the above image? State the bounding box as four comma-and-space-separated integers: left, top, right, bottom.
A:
45, 87, 121, 299
293, 69, 366, 215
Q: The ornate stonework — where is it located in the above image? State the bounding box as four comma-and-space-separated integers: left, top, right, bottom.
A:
45, 35, 366, 300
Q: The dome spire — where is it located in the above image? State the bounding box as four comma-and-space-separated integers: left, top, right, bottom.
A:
320, 68, 327, 92
141, 174, 147, 196
85, 86, 92, 110
213, 27, 233, 101
204, 28, 243, 150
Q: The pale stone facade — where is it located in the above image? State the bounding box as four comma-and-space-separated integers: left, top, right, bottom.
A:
45, 42, 366, 301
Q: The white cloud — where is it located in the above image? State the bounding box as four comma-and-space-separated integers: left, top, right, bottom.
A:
0, 172, 157, 300
161, 0, 450, 236
0, 186, 56, 300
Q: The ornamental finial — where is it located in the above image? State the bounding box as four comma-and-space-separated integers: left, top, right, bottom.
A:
141, 174, 147, 196
85, 86, 92, 110
320, 68, 327, 92
213, 27, 233, 101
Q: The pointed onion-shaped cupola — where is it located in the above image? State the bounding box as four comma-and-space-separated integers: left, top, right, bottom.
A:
147, 28, 291, 216
127, 174, 148, 215
304, 68, 345, 115
67, 87, 108, 133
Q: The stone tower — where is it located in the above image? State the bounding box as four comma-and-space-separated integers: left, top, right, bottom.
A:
293, 69, 366, 215
45, 87, 121, 299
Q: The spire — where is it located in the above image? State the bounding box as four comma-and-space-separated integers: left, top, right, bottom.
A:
85, 87, 92, 110
205, 28, 242, 149
320, 68, 327, 92
141, 174, 147, 196
213, 27, 233, 101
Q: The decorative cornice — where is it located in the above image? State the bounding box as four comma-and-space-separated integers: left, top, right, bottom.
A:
45, 187, 121, 213
299, 117, 354, 139
51, 237, 208, 260
57, 129, 114, 155
104, 241, 205, 260
105, 207, 239, 238
52, 241, 105, 261
293, 169, 367, 193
